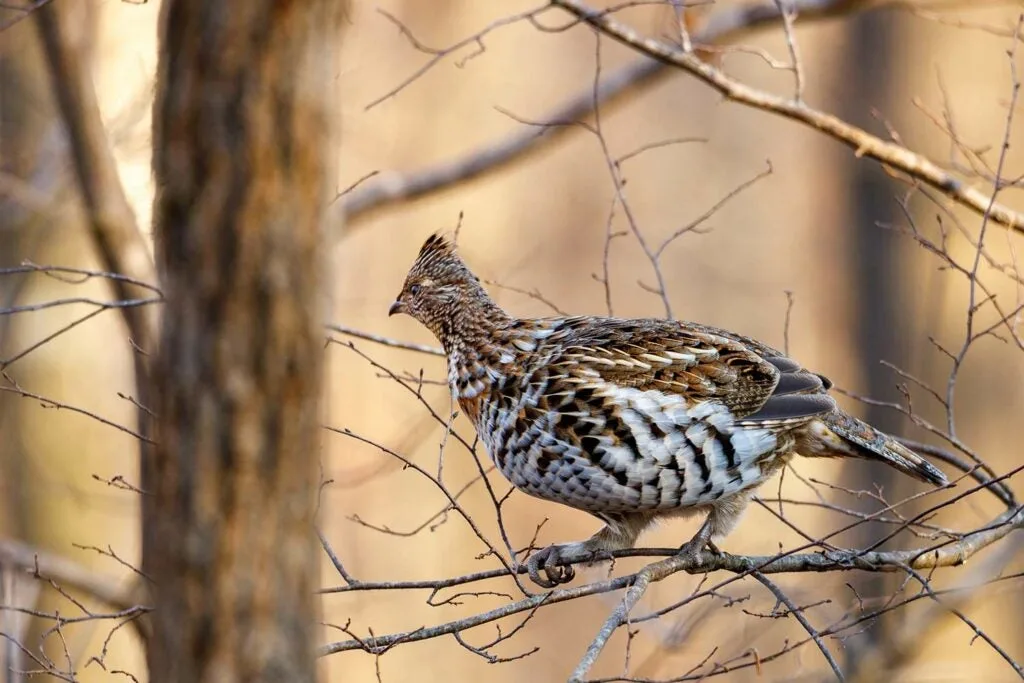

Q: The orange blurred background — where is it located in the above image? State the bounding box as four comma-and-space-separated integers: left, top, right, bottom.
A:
2, 1, 1022, 681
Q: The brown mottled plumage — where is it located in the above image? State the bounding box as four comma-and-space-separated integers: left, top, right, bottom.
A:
389, 234, 948, 588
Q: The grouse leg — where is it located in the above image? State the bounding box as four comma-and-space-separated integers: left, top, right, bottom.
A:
677, 515, 716, 566
526, 513, 650, 588
678, 491, 754, 566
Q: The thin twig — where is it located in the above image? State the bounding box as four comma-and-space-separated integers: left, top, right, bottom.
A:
750, 571, 844, 681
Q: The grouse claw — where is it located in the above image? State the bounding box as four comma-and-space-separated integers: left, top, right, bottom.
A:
526, 545, 576, 588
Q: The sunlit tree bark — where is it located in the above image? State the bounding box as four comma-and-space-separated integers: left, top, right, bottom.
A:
146, 3, 344, 681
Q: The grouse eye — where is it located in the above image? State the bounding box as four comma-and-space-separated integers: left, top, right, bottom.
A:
409, 284, 422, 296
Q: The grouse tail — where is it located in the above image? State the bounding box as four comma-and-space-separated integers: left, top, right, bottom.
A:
807, 412, 948, 486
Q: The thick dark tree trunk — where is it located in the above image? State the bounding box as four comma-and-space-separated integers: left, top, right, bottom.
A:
145, 3, 343, 681
838, 10, 915, 657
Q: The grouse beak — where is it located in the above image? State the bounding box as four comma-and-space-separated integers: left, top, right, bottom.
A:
388, 299, 406, 317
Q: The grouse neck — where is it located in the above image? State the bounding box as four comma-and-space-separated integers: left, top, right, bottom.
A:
435, 293, 512, 357
441, 307, 536, 403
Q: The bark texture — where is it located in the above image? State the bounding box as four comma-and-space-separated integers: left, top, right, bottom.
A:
146, 3, 343, 681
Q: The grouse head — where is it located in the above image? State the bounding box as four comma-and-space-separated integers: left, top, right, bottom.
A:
389, 233, 504, 347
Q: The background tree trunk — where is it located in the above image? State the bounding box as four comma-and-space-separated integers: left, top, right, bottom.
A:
145, 3, 344, 681
836, 10, 917, 659
2, 5, 144, 681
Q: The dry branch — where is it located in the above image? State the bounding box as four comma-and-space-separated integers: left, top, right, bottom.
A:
320, 501, 1023, 656
35, 4, 157, 353
569, 562, 668, 683
0, 539, 141, 614
339, 0, 1024, 237
339, 0, 883, 227
552, 0, 1024, 235
845, 539, 1024, 683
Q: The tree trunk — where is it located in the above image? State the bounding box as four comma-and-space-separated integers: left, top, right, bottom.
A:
145, 3, 344, 681
837, 9, 916, 660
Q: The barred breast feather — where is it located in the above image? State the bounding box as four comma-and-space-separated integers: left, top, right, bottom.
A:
463, 317, 838, 514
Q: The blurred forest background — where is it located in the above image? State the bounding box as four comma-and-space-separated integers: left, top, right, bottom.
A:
2, 1, 1023, 681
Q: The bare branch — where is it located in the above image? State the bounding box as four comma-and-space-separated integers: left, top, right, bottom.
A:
570, 562, 658, 683
846, 540, 1024, 682
550, 0, 1024, 235
944, 12, 1024, 433
327, 324, 444, 356
321, 498, 1023, 656
773, 0, 806, 103
35, 4, 158, 354
366, 6, 550, 111
339, 0, 887, 228
0, 539, 144, 614
750, 571, 843, 681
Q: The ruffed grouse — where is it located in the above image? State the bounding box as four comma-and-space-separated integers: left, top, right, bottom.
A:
389, 234, 948, 588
